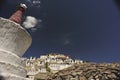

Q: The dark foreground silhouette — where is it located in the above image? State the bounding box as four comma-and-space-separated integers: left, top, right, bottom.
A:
114, 0, 120, 9
0, 75, 4, 80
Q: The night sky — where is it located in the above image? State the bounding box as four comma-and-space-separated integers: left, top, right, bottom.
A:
0, 0, 120, 63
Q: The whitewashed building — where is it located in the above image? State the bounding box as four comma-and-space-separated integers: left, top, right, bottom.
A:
25, 53, 83, 80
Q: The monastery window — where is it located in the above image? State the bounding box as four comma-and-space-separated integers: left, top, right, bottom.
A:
26, 75, 29, 78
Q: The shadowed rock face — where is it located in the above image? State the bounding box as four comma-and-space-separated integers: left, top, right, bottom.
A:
47, 63, 120, 80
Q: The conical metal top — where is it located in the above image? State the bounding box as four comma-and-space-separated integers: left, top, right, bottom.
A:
9, 3, 27, 24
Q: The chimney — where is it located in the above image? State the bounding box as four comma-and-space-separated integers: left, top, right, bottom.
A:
9, 3, 27, 24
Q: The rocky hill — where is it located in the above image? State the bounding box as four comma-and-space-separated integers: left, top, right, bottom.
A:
47, 62, 120, 80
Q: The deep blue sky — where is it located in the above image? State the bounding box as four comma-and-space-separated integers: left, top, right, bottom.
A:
0, 0, 120, 63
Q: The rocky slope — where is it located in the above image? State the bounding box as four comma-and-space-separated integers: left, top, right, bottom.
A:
47, 62, 120, 80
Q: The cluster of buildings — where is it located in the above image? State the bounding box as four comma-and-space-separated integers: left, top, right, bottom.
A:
25, 53, 83, 80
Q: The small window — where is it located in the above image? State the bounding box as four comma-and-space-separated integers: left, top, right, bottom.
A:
26, 75, 29, 78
